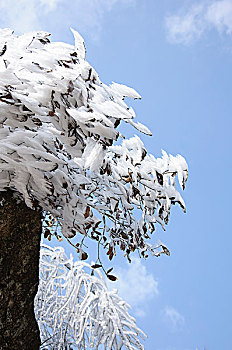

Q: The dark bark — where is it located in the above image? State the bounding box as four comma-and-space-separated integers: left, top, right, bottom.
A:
0, 190, 42, 350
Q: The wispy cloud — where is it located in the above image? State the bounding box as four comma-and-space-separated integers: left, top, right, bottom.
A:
162, 306, 185, 332
0, 0, 136, 38
0, 0, 42, 34
206, 0, 232, 33
108, 257, 159, 317
165, 0, 232, 44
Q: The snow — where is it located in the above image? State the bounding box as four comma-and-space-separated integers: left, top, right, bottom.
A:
111, 82, 142, 99
70, 27, 86, 60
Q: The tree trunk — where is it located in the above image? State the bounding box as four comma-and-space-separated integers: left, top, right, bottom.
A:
0, 190, 42, 350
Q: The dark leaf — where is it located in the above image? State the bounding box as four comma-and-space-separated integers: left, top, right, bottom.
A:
120, 242, 126, 251
132, 186, 140, 198
107, 274, 117, 281
121, 232, 128, 239
94, 230, 101, 236
0, 44, 7, 56
80, 251, 88, 260
94, 220, 101, 228
84, 206, 90, 218
156, 171, 163, 186
70, 51, 77, 57
106, 163, 111, 176
32, 117, 42, 126
106, 246, 113, 255
114, 119, 120, 128
44, 229, 50, 239
142, 223, 147, 233
67, 80, 74, 93
141, 148, 147, 161
161, 245, 170, 256
62, 181, 68, 189
91, 264, 102, 269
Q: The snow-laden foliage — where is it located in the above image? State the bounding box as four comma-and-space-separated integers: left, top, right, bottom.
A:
35, 244, 145, 350
0, 28, 188, 260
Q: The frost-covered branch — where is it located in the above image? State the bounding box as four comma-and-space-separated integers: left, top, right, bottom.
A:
35, 244, 146, 350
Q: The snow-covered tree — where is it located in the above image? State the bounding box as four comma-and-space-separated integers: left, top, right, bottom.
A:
0, 28, 188, 349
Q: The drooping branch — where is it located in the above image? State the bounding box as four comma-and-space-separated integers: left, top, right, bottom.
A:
36, 244, 146, 350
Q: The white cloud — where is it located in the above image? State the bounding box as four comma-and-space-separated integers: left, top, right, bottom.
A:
165, 0, 232, 44
0, 0, 136, 38
165, 4, 206, 45
108, 257, 159, 317
162, 306, 185, 332
39, 0, 62, 12
206, 0, 232, 33
0, 0, 41, 34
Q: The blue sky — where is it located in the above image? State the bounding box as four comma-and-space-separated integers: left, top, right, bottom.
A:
1, 1, 232, 349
